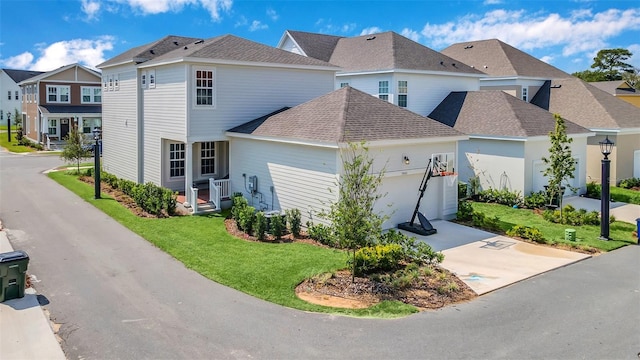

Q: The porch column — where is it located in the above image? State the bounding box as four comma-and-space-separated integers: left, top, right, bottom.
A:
184, 141, 194, 205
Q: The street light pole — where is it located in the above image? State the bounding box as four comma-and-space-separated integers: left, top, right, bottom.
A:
599, 136, 614, 240
93, 127, 102, 199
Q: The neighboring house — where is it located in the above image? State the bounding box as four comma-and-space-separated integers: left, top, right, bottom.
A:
442, 39, 640, 183
17, 63, 102, 146
589, 80, 640, 108
278, 30, 485, 116
0, 68, 43, 125
429, 90, 592, 197
97, 34, 340, 207
227, 86, 465, 229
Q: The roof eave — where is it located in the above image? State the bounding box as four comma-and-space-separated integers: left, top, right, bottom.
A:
225, 131, 340, 149
140, 57, 341, 71
337, 69, 486, 78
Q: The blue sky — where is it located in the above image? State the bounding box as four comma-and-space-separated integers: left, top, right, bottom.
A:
1, 0, 639, 74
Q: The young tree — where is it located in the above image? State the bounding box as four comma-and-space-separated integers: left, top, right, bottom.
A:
541, 114, 576, 214
60, 125, 92, 174
322, 142, 388, 282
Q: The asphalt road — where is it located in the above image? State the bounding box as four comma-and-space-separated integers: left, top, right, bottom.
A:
1, 150, 639, 359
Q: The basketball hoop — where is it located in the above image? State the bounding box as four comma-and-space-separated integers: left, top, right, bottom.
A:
446, 173, 458, 187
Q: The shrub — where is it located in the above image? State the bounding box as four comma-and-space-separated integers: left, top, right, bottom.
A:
254, 212, 268, 240
348, 243, 404, 276
586, 182, 600, 199
476, 188, 523, 207
471, 211, 501, 231
456, 200, 473, 221
238, 205, 256, 234
506, 225, 545, 243
270, 214, 285, 239
458, 182, 469, 199
524, 191, 548, 209
285, 208, 302, 238
618, 177, 640, 189
543, 205, 600, 226
306, 222, 336, 247
231, 195, 248, 225
379, 229, 444, 266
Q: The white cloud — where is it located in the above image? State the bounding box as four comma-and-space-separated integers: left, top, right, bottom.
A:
539, 55, 554, 64
248, 20, 268, 32
234, 15, 248, 27
267, 8, 278, 21
114, 0, 232, 21
628, 44, 640, 68
401, 28, 420, 42
483, 0, 503, 5
314, 19, 356, 34
420, 8, 640, 58
360, 27, 383, 36
1, 37, 115, 71
81, 0, 101, 20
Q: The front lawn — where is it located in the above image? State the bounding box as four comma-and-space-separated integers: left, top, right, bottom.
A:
48, 170, 418, 318
470, 202, 637, 251
0, 135, 36, 153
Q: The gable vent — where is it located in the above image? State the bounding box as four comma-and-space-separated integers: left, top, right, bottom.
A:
464, 45, 474, 49
173, 41, 179, 46
366, 36, 376, 41
194, 39, 204, 44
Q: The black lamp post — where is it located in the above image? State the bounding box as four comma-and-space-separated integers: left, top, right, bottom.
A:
93, 127, 102, 199
7, 112, 11, 142
599, 136, 614, 240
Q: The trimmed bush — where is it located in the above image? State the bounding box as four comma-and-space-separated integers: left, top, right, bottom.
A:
476, 188, 523, 207
306, 222, 336, 247
254, 212, 268, 240
524, 191, 548, 209
285, 208, 302, 238
270, 214, 285, 239
618, 177, 640, 189
506, 225, 545, 243
456, 200, 473, 221
348, 243, 404, 276
379, 229, 444, 266
471, 211, 501, 231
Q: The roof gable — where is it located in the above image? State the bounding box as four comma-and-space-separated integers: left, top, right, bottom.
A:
441, 39, 571, 79
140, 34, 336, 69
429, 90, 590, 137
589, 80, 637, 96
18, 63, 101, 84
281, 30, 344, 62
2, 69, 44, 83
228, 86, 463, 143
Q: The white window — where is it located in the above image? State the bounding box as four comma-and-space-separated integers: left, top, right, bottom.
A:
82, 118, 101, 134
114, 74, 119, 90
340, 82, 349, 88
108, 75, 113, 91
378, 81, 389, 101
200, 142, 215, 175
522, 87, 528, 102
15, 91, 19, 101
141, 71, 147, 88
7, 91, 11, 100
148, 70, 156, 89
397, 81, 408, 107
47, 85, 70, 103
103, 76, 108, 90
194, 68, 214, 106
169, 142, 185, 178
48, 119, 57, 135
81, 87, 102, 103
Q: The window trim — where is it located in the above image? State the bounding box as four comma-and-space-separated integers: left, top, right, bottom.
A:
169, 142, 185, 178
522, 87, 528, 102
340, 82, 349, 88
46, 85, 70, 104
48, 119, 57, 135
114, 74, 119, 91
148, 70, 156, 89
193, 67, 215, 108
200, 141, 216, 176
378, 80, 389, 101
397, 80, 408, 108
81, 86, 102, 104
141, 71, 147, 89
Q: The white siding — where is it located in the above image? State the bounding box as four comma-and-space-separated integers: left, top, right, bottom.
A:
458, 139, 526, 194
525, 136, 587, 196
188, 65, 335, 140
101, 65, 139, 182
336, 72, 480, 116
229, 138, 338, 226
279, 37, 303, 56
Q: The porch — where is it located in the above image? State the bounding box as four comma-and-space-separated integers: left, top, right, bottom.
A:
179, 178, 232, 215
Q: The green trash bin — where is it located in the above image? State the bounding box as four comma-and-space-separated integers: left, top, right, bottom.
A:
0, 250, 29, 302
565, 229, 576, 242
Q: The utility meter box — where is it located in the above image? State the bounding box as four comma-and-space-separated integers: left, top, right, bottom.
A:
248, 176, 258, 194
0, 250, 30, 302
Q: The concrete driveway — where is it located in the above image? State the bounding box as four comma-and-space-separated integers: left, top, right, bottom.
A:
400, 220, 591, 295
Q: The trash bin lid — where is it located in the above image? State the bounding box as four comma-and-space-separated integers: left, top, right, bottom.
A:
0, 250, 29, 263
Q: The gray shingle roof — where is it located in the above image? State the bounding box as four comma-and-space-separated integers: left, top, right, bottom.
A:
141, 34, 336, 68
2, 69, 44, 83
588, 80, 638, 96
39, 105, 102, 115
532, 77, 640, 130
284, 30, 344, 62
97, 35, 201, 68
441, 39, 571, 78
429, 90, 590, 137
228, 86, 463, 143
328, 32, 482, 74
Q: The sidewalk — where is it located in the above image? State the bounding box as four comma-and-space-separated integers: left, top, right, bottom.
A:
0, 225, 66, 360
564, 196, 640, 224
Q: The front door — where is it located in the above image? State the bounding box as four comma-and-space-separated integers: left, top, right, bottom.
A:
60, 118, 70, 139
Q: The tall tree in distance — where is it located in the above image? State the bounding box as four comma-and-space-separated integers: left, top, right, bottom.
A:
573, 48, 634, 82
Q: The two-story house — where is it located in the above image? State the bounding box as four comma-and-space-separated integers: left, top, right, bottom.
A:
97, 34, 340, 207
17, 63, 102, 147
442, 39, 640, 183
0, 69, 43, 126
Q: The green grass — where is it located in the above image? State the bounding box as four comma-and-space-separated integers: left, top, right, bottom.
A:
0, 134, 36, 153
48, 171, 418, 318
470, 202, 637, 251
611, 187, 640, 205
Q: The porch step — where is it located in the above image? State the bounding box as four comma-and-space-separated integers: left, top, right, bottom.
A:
191, 201, 220, 214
